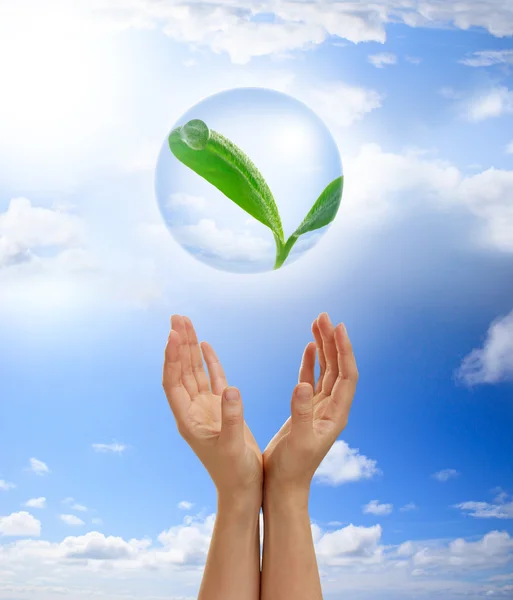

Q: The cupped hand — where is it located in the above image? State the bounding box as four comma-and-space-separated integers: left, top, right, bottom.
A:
263, 312, 359, 493
163, 315, 263, 505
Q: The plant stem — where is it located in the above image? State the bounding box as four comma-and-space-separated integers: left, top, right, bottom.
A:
273, 235, 298, 270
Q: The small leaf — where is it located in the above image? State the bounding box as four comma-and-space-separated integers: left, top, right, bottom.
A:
292, 175, 343, 238
273, 175, 343, 269
169, 119, 284, 242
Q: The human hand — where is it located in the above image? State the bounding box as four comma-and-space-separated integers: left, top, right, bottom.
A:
263, 313, 359, 497
163, 315, 263, 509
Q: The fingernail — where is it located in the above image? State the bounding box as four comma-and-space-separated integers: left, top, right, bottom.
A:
297, 384, 311, 399
224, 387, 239, 402
341, 323, 347, 335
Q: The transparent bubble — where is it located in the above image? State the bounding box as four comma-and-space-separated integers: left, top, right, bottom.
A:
155, 87, 343, 274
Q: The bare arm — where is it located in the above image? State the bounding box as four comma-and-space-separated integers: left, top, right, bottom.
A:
262, 485, 321, 600
261, 313, 359, 600
199, 493, 261, 600
162, 316, 262, 600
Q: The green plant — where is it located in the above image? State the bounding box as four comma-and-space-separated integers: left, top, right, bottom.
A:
168, 119, 343, 270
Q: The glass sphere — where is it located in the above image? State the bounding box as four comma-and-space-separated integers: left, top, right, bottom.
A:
155, 87, 343, 273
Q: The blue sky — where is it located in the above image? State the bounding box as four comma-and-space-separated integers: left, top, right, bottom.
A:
0, 1, 513, 599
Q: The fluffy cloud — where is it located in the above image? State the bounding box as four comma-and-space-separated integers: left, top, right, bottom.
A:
309, 82, 383, 128
0, 511, 41, 537
343, 144, 513, 254
178, 501, 194, 511
456, 309, 513, 385
0, 198, 84, 269
456, 501, 513, 519
314, 441, 380, 485
24, 498, 46, 509
368, 52, 397, 68
171, 218, 273, 263
455, 491, 513, 519
464, 86, 513, 121
363, 500, 393, 515
60, 515, 85, 526
1, 510, 513, 599
27, 458, 50, 476
89, 1, 513, 63
91, 442, 127, 454
316, 524, 383, 566
432, 469, 460, 482
61, 531, 149, 559
411, 531, 513, 571
0, 479, 16, 491
460, 49, 513, 67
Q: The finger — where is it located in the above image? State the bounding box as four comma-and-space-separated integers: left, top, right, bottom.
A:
200, 341, 228, 396
322, 324, 359, 430
336, 323, 359, 383
219, 387, 245, 449
312, 319, 325, 394
162, 329, 191, 421
183, 317, 210, 393
299, 341, 316, 388
172, 315, 199, 398
290, 382, 314, 442
318, 312, 338, 395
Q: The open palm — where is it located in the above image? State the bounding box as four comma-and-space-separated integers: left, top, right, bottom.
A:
263, 313, 358, 487
163, 315, 262, 493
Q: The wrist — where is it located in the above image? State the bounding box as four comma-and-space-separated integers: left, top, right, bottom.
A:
263, 480, 310, 515
217, 487, 262, 517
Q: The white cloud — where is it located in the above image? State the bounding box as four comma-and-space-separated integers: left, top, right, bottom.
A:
0, 196, 166, 315
0, 197, 85, 269
411, 530, 513, 571
24, 498, 46, 509
0, 511, 41, 536
506, 141, 513, 154
400, 502, 418, 512
71, 504, 88, 512
456, 310, 513, 385
314, 441, 381, 485
464, 86, 513, 121
460, 49, 513, 67
432, 469, 460, 482
27, 458, 50, 476
405, 55, 422, 65
316, 524, 383, 566
178, 501, 194, 511
171, 218, 273, 262
92, 442, 127, 454
368, 52, 397, 68
60, 514, 85, 526
0, 479, 16, 491
343, 144, 513, 254
62, 530, 150, 559
90, 1, 513, 64
91, 517, 103, 525
456, 500, 513, 519
363, 500, 393, 516
309, 82, 383, 128
1, 507, 513, 599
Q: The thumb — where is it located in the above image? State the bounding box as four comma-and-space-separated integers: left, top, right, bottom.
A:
290, 382, 314, 440
219, 387, 244, 449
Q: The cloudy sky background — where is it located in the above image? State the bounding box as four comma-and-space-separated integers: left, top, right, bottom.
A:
0, 0, 513, 599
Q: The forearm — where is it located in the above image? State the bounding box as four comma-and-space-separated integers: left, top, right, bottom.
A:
198, 492, 261, 600
261, 484, 322, 600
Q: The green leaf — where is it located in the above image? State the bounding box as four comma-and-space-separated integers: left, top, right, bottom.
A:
273, 175, 343, 269
292, 175, 343, 238
169, 119, 284, 243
